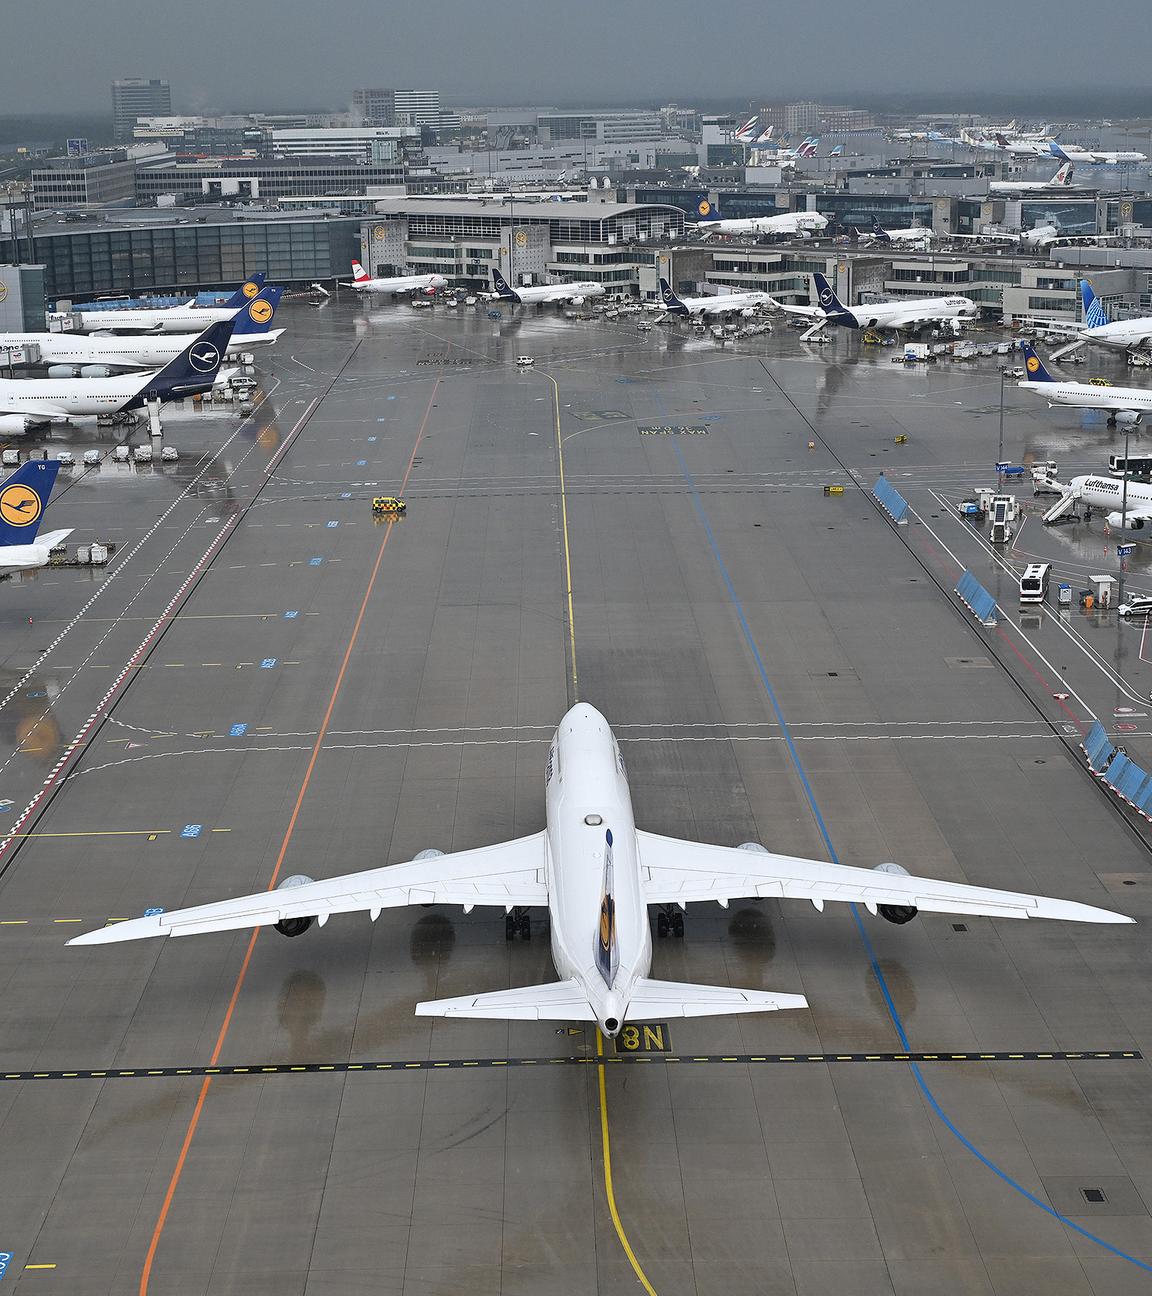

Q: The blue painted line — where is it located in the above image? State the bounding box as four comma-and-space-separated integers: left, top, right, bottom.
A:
180, 825, 202, 839
670, 438, 1152, 1276
326, 520, 339, 529
340, 492, 352, 499
0, 1251, 10, 1278
283, 610, 299, 619
261, 658, 277, 669
309, 557, 323, 566
229, 724, 247, 737
356, 459, 367, 466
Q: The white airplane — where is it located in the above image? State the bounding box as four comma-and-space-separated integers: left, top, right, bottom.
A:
0, 461, 72, 578
857, 218, 935, 245
1039, 471, 1152, 530
489, 270, 604, 305
348, 261, 448, 295
989, 162, 1076, 194
0, 320, 234, 434
693, 204, 828, 240
72, 274, 266, 335
1052, 142, 1146, 166
2, 289, 283, 376
657, 277, 774, 318
1017, 344, 1152, 426
993, 133, 1050, 157
67, 701, 1131, 1035
770, 273, 975, 341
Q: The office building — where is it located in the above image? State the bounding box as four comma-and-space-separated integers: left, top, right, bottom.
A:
31, 153, 138, 209
112, 78, 172, 144
134, 154, 407, 203
393, 90, 441, 126
352, 89, 396, 127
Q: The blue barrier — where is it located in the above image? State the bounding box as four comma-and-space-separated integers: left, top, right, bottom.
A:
872, 476, 909, 524
955, 569, 998, 625
1081, 720, 1152, 820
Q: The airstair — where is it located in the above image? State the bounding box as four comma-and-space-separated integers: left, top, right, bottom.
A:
1042, 480, 1081, 524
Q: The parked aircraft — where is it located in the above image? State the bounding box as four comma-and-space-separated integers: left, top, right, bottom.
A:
989, 162, 1076, 194
770, 272, 975, 340
71, 275, 265, 334
692, 200, 828, 240
1041, 281, 1152, 360
657, 277, 773, 317
1052, 141, 1146, 165
0, 320, 235, 432
68, 702, 1131, 1035
348, 261, 448, 294
0, 460, 72, 577
1040, 472, 1152, 530
489, 269, 604, 305
1017, 343, 1152, 425
859, 217, 934, 245
1, 289, 283, 375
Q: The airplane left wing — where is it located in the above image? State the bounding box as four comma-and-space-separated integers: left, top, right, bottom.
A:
68, 833, 549, 945
637, 830, 1131, 923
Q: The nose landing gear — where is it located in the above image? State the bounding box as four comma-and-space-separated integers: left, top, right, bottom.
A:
505, 907, 532, 941
655, 905, 684, 938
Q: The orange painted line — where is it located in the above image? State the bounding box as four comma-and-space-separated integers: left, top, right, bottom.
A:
138, 379, 440, 1295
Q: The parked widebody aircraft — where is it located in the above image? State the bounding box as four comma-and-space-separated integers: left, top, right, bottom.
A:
993, 133, 1050, 157
1039, 281, 1152, 360
0, 461, 72, 578
1017, 343, 1152, 426
348, 261, 448, 295
489, 269, 604, 305
692, 199, 828, 240
657, 277, 773, 318
989, 162, 1076, 194
0, 320, 235, 433
770, 272, 975, 340
859, 217, 934, 245
71, 275, 265, 335
1052, 141, 1146, 165
68, 701, 1131, 1035
1, 289, 283, 376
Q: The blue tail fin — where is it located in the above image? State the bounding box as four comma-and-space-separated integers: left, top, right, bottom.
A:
812, 272, 848, 315
1080, 280, 1109, 330
871, 218, 891, 241
1020, 343, 1057, 382
491, 269, 520, 301
694, 195, 720, 221
231, 286, 282, 336
1049, 142, 1071, 162
657, 277, 688, 314
126, 319, 235, 408
0, 460, 61, 546
222, 273, 266, 308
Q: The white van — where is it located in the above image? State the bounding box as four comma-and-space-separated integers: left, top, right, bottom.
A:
1019, 563, 1051, 604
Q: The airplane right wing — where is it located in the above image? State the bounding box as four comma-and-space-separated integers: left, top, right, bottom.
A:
68, 832, 549, 946
625, 978, 807, 1019
416, 979, 596, 1021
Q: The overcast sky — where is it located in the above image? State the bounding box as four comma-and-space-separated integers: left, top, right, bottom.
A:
4, 0, 1151, 116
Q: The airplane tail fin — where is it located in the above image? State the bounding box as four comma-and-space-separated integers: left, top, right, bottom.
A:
1081, 279, 1109, 329
658, 276, 688, 314
870, 217, 891, 241
1020, 343, 1057, 382
694, 195, 720, 222
351, 260, 372, 283
995, 133, 1011, 148
231, 286, 282, 336
1054, 161, 1074, 186
812, 272, 848, 316
594, 829, 619, 989
1050, 142, 1071, 161
128, 319, 235, 406
222, 273, 266, 308
491, 269, 519, 300
624, 978, 808, 1020
0, 460, 62, 546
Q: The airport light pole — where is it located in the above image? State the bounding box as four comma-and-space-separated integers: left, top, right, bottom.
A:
1120, 423, 1131, 579
997, 368, 1006, 487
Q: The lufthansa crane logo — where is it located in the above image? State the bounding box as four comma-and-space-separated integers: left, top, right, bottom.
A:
818, 288, 835, 306
1026, 355, 1040, 373
242, 280, 260, 299
373, 225, 387, 241
697, 200, 711, 217
248, 298, 273, 325
514, 230, 528, 248
0, 483, 41, 528
189, 344, 220, 374
0, 280, 8, 303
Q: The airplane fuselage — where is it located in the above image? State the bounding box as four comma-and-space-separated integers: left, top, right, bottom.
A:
500, 282, 605, 304
1082, 320, 1152, 351
1, 330, 280, 369
351, 274, 447, 294
1018, 378, 1152, 415
544, 704, 651, 1035
832, 296, 974, 330
72, 306, 242, 335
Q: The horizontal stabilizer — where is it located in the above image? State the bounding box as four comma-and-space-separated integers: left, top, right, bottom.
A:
625, 977, 807, 1019
415, 979, 596, 1021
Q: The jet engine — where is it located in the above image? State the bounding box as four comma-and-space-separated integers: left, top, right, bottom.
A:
873, 862, 918, 924
569, 296, 586, 306
80, 365, 113, 378
737, 841, 769, 853
273, 873, 316, 937
1113, 410, 1142, 425
0, 414, 34, 433
1107, 511, 1147, 530
47, 365, 82, 378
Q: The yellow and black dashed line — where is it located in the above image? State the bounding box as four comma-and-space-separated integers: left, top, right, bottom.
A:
0, 1050, 1140, 1082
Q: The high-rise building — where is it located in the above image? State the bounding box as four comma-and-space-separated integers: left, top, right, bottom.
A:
393, 90, 441, 126
112, 78, 172, 144
352, 88, 396, 127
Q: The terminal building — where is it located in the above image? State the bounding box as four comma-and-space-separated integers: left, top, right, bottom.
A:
361, 197, 686, 291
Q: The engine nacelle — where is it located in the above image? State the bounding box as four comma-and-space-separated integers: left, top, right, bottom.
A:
47, 364, 81, 378
80, 365, 113, 378
873, 862, 918, 924
0, 413, 33, 434
1115, 410, 1142, 426
569, 296, 586, 306
1107, 510, 1147, 530
273, 873, 316, 937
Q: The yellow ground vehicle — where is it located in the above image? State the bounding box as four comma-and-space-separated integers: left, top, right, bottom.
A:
372, 496, 407, 515
1089, 377, 1112, 387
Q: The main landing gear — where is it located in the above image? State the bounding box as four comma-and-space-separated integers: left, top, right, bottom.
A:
505, 907, 531, 941
655, 905, 684, 938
